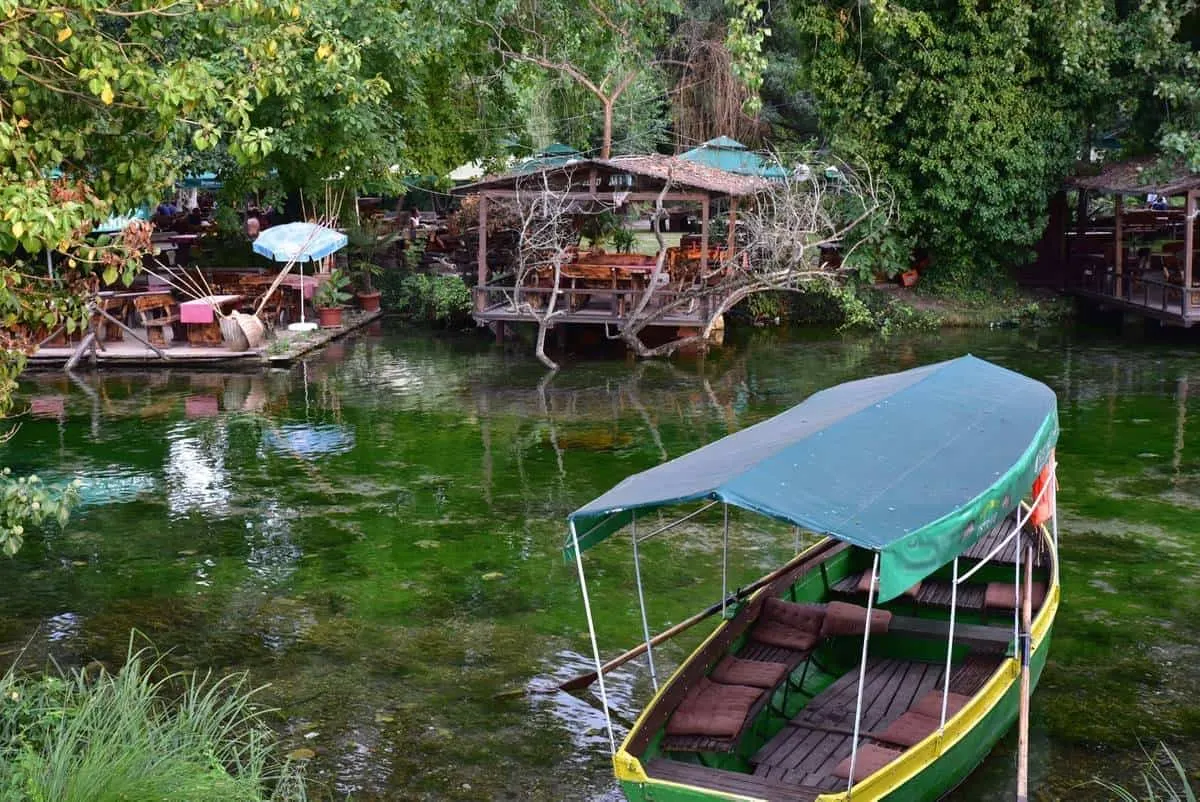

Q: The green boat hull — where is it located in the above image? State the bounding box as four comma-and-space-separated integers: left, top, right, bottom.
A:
618, 627, 1053, 802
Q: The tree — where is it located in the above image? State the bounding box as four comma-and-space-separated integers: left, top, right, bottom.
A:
616, 157, 890, 356
766, 0, 1200, 289
217, 0, 519, 213
487, 0, 682, 158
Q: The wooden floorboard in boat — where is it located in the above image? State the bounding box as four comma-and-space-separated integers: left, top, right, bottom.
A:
962, 517, 1046, 568
833, 575, 987, 611
752, 658, 946, 790
949, 653, 1004, 696
645, 759, 824, 802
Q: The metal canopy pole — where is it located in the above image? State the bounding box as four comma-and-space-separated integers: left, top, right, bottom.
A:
721, 503, 730, 618
570, 521, 616, 754
940, 557, 959, 731
636, 500, 720, 544
846, 551, 880, 798
631, 512, 658, 691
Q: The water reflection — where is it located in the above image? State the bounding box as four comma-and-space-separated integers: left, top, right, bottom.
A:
165, 423, 232, 518
4, 325, 1200, 799
262, 424, 355, 461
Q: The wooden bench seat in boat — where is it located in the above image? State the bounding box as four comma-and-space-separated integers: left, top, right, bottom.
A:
834, 572, 988, 612
960, 514, 1047, 567
888, 615, 1015, 655
983, 581, 1047, 611
750, 654, 1003, 790
661, 600, 891, 754
645, 759, 825, 802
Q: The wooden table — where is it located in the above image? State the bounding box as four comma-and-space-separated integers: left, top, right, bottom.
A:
179, 294, 244, 345
240, 273, 328, 324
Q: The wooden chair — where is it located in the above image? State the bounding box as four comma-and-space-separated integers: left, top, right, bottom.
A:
134, 294, 179, 346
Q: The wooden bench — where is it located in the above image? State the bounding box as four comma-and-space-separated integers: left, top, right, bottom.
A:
645, 758, 823, 802
661, 600, 890, 755
134, 294, 179, 346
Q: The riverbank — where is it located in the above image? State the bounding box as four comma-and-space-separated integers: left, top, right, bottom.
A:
862, 284, 1073, 329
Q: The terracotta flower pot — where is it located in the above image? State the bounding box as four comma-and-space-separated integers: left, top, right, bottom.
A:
356, 291, 382, 313
317, 306, 344, 328
900, 269, 920, 288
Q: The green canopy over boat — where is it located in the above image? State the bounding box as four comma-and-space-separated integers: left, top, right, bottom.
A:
566, 355, 1059, 601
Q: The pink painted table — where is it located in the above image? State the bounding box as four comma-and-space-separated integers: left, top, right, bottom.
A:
179, 294, 243, 345
180, 294, 243, 324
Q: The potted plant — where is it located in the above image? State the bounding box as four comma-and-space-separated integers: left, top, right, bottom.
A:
345, 221, 399, 310
350, 260, 384, 312
313, 269, 352, 328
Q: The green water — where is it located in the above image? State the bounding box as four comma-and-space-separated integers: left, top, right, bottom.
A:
3, 322, 1199, 801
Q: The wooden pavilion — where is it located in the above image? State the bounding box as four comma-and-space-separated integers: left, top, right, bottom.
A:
1060, 158, 1200, 326
454, 155, 770, 334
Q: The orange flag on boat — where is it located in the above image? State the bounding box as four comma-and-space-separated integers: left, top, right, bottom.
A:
1030, 451, 1055, 527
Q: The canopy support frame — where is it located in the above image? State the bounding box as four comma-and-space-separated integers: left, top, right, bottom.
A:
631, 512, 659, 691
846, 551, 880, 799
939, 556, 959, 731
570, 520, 616, 754
635, 499, 721, 545
720, 503, 730, 618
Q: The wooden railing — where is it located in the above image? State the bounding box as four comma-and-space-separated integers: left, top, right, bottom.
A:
473, 283, 706, 321
1074, 268, 1199, 315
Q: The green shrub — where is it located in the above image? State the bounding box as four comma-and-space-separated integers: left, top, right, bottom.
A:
0, 636, 304, 802
610, 228, 636, 254
392, 274, 472, 326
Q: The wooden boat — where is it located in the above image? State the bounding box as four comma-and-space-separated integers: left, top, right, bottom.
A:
565, 355, 1060, 802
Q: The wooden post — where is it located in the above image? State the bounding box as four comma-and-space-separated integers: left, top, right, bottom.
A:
64, 332, 95, 372
1113, 194, 1124, 291
476, 193, 489, 312
1185, 190, 1196, 312
1016, 543, 1034, 802
699, 195, 711, 323
727, 197, 738, 256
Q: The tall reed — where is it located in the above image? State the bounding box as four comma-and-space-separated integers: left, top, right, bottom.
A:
1096, 743, 1196, 802
0, 633, 304, 802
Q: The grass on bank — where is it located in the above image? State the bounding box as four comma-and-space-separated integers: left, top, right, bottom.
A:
1096, 743, 1197, 801
0, 635, 304, 802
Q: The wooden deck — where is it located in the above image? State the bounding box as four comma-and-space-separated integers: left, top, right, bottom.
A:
1070, 271, 1200, 327
26, 311, 382, 368
472, 284, 710, 329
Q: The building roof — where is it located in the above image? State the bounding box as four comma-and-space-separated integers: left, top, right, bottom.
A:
455, 153, 772, 198
1067, 157, 1200, 195
679, 137, 790, 180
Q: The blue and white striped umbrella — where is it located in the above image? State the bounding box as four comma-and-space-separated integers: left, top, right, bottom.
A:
252, 222, 347, 263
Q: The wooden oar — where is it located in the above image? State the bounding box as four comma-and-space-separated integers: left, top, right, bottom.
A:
1016, 542, 1034, 802
505, 548, 820, 700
